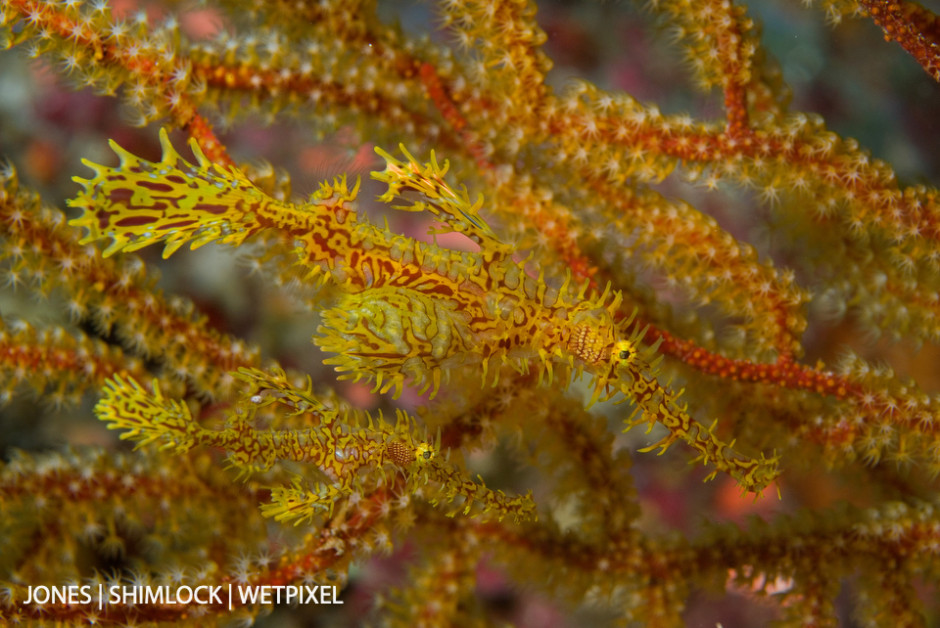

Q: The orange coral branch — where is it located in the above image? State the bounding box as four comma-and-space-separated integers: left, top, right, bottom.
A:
7, 0, 233, 164
860, 0, 940, 82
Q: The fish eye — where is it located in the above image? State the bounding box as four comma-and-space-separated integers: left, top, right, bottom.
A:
414, 443, 435, 463
614, 340, 636, 364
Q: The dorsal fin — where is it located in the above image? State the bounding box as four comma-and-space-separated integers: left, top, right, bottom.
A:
372, 145, 509, 257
